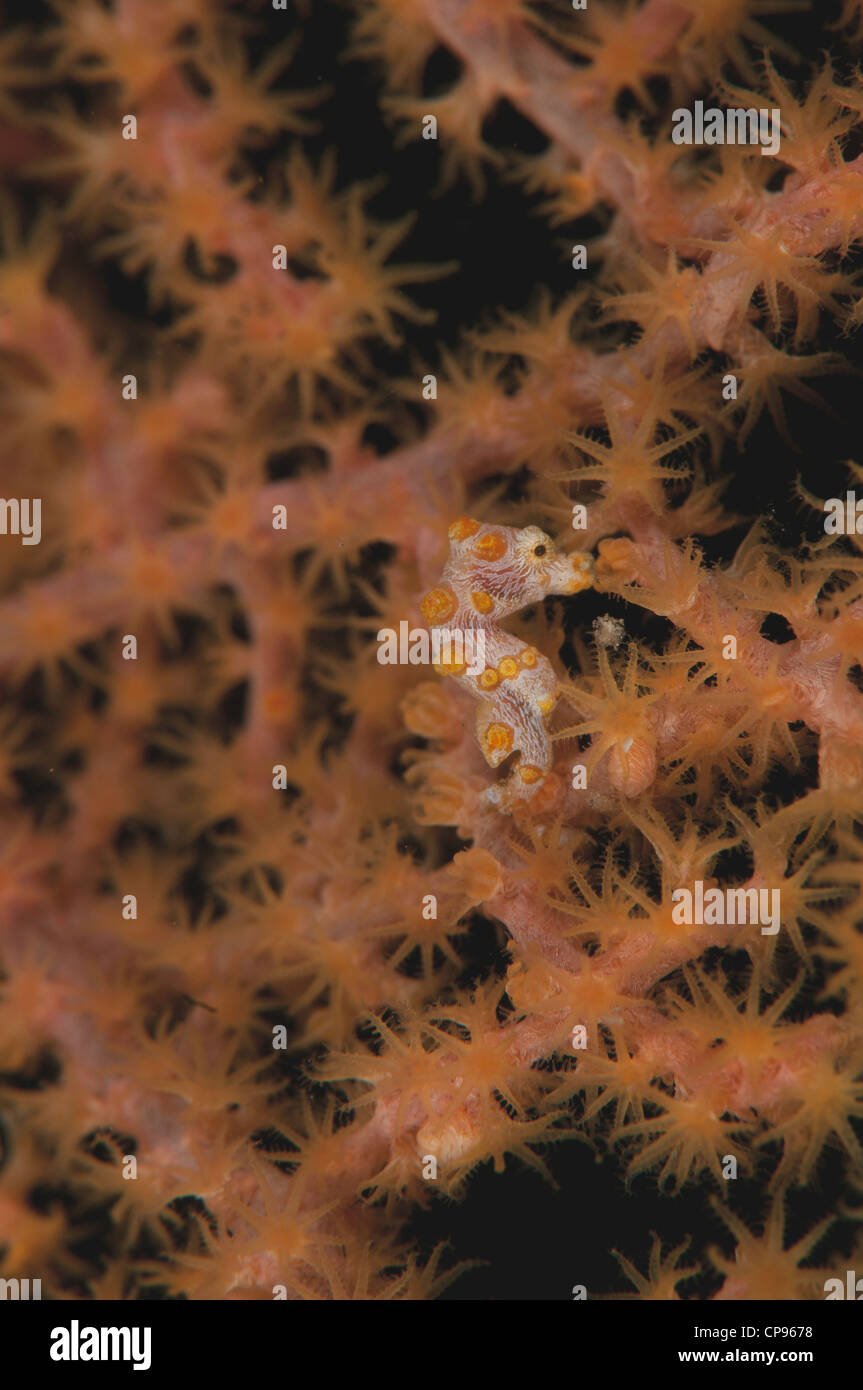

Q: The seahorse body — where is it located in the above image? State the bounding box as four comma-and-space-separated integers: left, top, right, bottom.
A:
421, 517, 594, 811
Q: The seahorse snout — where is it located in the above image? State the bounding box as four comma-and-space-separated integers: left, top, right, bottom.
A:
549, 550, 594, 595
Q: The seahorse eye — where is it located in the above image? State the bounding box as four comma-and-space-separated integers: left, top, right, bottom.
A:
533, 544, 547, 557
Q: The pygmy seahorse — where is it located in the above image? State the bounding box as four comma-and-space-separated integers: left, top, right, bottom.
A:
421, 517, 594, 812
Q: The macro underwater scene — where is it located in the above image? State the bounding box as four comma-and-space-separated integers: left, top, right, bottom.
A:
0, 0, 863, 1305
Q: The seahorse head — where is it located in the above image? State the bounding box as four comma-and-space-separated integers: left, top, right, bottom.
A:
421, 518, 592, 624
